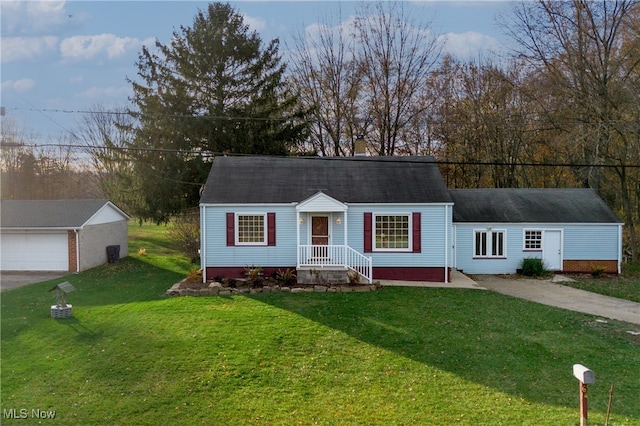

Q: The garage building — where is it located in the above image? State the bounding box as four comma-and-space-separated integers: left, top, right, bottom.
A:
1, 199, 130, 272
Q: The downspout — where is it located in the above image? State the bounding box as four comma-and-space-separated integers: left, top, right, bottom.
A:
296, 210, 300, 269
75, 229, 80, 273
618, 224, 623, 275
201, 205, 206, 283
444, 205, 449, 283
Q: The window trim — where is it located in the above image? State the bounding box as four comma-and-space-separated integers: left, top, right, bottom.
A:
473, 229, 506, 259
523, 229, 543, 251
235, 213, 268, 246
372, 213, 412, 252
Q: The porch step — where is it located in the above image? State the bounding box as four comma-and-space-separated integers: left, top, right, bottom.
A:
297, 267, 349, 285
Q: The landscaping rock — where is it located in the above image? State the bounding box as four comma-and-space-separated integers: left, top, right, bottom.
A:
166, 277, 383, 297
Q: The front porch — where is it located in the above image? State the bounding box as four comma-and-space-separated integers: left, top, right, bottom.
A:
296, 192, 372, 284
297, 244, 372, 284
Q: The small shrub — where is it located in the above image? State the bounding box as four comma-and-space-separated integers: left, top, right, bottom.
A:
347, 270, 361, 285
590, 265, 606, 278
244, 265, 263, 280
521, 258, 546, 277
185, 268, 202, 283
138, 247, 147, 256
275, 268, 297, 286
167, 209, 200, 263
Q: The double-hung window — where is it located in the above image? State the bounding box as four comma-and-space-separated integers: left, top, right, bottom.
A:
374, 214, 410, 251
474, 229, 505, 258
236, 214, 266, 245
524, 230, 542, 250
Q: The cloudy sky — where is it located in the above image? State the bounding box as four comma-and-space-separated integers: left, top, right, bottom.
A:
1, 1, 512, 142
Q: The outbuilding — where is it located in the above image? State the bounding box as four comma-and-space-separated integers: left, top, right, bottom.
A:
0, 199, 130, 272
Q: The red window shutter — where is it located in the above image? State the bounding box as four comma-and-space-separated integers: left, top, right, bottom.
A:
226, 213, 235, 246
364, 212, 372, 253
267, 212, 276, 246
412, 212, 421, 253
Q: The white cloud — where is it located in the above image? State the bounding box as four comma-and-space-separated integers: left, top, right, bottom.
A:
440, 31, 504, 58
242, 13, 267, 33
0, 1, 87, 36
1, 79, 36, 92
1, 36, 58, 63
74, 85, 131, 100
60, 34, 153, 61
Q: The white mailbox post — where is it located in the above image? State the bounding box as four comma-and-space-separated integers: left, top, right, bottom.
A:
573, 364, 595, 426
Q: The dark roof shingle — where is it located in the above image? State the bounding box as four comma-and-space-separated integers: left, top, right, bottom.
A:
200, 156, 452, 204
450, 188, 621, 223
0, 199, 124, 228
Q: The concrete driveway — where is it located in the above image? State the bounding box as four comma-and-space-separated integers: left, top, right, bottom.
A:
0, 271, 69, 292
470, 274, 640, 325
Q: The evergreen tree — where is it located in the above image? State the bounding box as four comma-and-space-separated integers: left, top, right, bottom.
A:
128, 2, 308, 223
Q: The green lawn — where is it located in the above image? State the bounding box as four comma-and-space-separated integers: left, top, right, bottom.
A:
559, 263, 640, 303
1, 223, 639, 425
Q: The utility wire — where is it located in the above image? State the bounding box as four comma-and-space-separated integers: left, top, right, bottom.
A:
5, 105, 640, 126
3, 142, 640, 168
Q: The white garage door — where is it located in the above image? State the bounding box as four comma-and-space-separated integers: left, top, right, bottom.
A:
1, 232, 68, 271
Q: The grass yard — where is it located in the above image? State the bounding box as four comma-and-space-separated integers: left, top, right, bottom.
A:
560, 263, 640, 303
1, 223, 639, 425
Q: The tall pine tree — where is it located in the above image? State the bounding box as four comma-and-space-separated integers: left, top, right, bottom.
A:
128, 2, 308, 223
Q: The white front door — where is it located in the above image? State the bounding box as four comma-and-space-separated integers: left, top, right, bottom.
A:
543, 230, 562, 271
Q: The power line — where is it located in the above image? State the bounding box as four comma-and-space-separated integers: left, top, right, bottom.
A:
5, 105, 640, 126
2, 106, 307, 123
3, 143, 640, 168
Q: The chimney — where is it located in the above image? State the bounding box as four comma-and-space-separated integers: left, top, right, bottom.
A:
354, 134, 367, 156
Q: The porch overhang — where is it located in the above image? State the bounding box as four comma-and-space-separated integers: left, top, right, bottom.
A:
295, 191, 347, 213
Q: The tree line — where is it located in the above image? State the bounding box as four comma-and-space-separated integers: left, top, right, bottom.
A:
1, 1, 639, 261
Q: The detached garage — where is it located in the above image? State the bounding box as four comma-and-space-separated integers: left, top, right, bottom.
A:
1, 199, 130, 272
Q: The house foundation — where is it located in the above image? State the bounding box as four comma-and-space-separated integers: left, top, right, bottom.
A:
297, 267, 350, 285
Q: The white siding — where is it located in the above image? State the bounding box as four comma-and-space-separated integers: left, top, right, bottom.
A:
85, 204, 129, 225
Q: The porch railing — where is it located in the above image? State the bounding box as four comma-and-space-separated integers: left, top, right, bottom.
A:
297, 245, 372, 283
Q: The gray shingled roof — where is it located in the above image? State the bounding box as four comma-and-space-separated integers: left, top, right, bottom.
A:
450, 189, 622, 223
0, 199, 126, 229
200, 156, 452, 204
